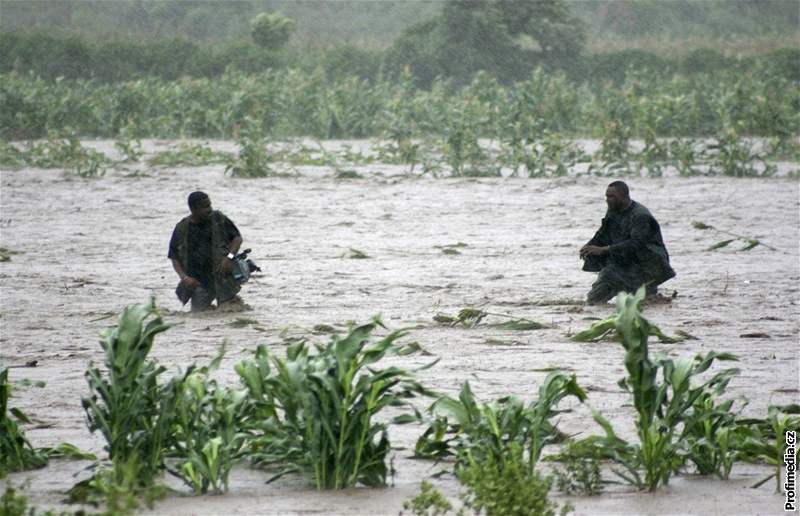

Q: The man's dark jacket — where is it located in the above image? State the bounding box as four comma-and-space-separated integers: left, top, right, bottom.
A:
171, 211, 241, 304
583, 200, 675, 286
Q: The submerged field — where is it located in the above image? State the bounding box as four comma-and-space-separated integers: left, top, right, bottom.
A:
1, 139, 798, 514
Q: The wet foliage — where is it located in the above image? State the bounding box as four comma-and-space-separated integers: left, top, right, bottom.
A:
559, 288, 799, 492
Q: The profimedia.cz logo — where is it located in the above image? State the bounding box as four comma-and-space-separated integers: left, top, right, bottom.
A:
787, 430, 797, 512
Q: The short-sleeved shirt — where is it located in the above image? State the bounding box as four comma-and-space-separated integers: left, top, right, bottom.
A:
168, 216, 240, 289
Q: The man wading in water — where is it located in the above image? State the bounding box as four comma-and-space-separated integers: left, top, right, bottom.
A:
168, 191, 245, 311
579, 181, 675, 304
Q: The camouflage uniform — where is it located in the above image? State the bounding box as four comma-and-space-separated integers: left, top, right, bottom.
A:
582, 201, 675, 303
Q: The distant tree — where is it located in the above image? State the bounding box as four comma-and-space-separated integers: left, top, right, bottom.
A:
250, 12, 295, 50
385, 0, 585, 87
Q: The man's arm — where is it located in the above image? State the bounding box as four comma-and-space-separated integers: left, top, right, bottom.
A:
171, 258, 200, 289
227, 236, 243, 256
217, 236, 243, 273
579, 243, 609, 258
216, 212, 243, 273
580, 218, 610, 258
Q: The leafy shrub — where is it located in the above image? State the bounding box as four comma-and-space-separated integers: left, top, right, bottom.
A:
551, 441, 604, 496
250, 12, 295, 50
458, 448, 569, 516
403, 481, 453, 516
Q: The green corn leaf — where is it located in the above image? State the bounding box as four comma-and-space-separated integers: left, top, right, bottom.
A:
740, 239, 760, 251
432, 396, 469, 426
433, 314, 456, 324
707, 239, 735, 251
570, 317, 615, 342
490, 319, 549, 330
9, 407, 31, 424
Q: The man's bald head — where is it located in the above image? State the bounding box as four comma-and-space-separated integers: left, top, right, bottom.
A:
605, 181, 631, 212
607, 181, 629, 199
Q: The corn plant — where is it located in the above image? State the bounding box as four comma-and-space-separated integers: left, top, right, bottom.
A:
736, 404, 800, 492
632, 130, 668, 177
433, 308, 548, 330
668, 138, 702, 176
415, 372, 586, 473
0, 367, 48, 477
235, 319, 435, 489
680, 393, 746, 479
74, 298, 179, 506
0, 140, 26, 168
691, 220, 777, 252
3, 60, 798, 141
570, 310, 682, 343
597, 120, 631, 165
568, 288, 741, 491
169, 348, 250, 494
15, 132, 111, 177
441, 124, 486, 177
225, 124, 275, 178
113, 126, 143, 163
766, 136, 800, 161
706, 127, 777, 177
1, 369, 93, 480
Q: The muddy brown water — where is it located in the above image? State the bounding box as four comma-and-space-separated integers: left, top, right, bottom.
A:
1, 140, 798, 515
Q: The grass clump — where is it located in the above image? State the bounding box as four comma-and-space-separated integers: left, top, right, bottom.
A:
550, 442, 604, 496
403, 481, 453, 516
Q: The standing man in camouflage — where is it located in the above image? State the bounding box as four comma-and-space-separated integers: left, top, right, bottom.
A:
168, 191, 244, 311
579, 181, 675, 304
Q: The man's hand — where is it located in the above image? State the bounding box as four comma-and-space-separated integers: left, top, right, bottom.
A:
180, 276, 201, 289
579, 245, 609, 259
216, 257, 234, 274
